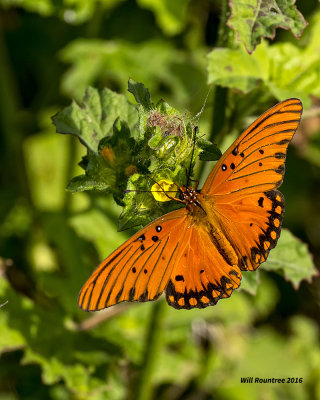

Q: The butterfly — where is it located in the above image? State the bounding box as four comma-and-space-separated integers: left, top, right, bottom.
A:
78, 98, 302, 311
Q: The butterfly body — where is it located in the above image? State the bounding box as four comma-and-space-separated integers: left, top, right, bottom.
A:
78, 98, 302, 311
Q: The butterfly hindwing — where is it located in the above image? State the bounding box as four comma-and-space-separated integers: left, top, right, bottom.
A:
78, 208, 188, 311
208, 189, 284, 271
165, 223, 242, 309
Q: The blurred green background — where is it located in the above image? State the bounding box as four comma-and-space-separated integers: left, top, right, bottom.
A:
0, 0, 320, 399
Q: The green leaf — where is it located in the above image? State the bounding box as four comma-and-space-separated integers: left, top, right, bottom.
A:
66, 173, 114, 193
59, 39, 206, 107
128, 79, 152, 110
148, 128, 180, 157
207, 47, 262, 93
118, 173, 164, 230
52, 87, 138, 153
66, 149, 116, 193
0, 299, 26, 352
136, 0, 192, 35
69, 208, 127, 259
23, 349, 89, 390
118, 170, 184, 230
301, 130, 320, 168
227, 0, 307, 53
23, 129, 69, 211
240, 270, 260, 295
250, 273, 279, 318
59, 40, 174, 101
0, 0, 124, 24
0, 0, 52, 16
207, 28, 320, 107
261, 229, 318, 289
198, 139, 222, 161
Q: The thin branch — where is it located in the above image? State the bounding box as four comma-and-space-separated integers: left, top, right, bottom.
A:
301, 107, 320, 119
76, 303, 131, 331
133, 300, 167, 400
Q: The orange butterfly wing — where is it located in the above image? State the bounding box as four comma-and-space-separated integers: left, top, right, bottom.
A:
198, 98, 302, 271
202, 98, 302, 197
165, 222, 242, 309
78, 208, 188, 311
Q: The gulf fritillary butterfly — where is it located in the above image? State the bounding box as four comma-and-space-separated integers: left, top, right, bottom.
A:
78, 98, 302, 310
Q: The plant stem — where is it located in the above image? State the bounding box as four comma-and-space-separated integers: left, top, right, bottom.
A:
0, 16, 31, 203
133, 300, 167, 400
176, 344, 216, 399
63, 135, 77, 213
209, 0, 233, 144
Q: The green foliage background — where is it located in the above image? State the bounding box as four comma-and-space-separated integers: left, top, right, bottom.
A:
0, 1, 320, 399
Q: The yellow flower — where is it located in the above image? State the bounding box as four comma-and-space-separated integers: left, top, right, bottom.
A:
151, 179, 177, 202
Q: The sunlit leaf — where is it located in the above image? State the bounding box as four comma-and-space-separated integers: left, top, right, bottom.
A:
207, 47, 262, 93
137, 0, 192, 35
59, 39, 206, 108
227, 0, 307, 53
69, 208, 126, 259
198, 139, 222, 161
208, 30, 320, 107
262, 229, 318, 289
240, 270, 260, 295
52, 87, 138, 153
128, 79, 152, 110
0, 0, 124, 24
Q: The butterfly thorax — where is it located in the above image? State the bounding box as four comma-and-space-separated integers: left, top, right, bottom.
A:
179, 186, 202, 213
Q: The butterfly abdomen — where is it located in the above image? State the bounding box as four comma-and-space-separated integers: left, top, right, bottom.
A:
207, 226, 238, 267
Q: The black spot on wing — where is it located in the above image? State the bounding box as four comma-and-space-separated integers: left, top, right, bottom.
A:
258, 197, 264, 208
232, 146, 239, 156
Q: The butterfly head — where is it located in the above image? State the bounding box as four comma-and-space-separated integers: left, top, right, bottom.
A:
179, 186, 202, 212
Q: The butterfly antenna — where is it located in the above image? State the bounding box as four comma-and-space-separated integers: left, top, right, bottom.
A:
186, 126, 198, 188
125, 189, 177, 194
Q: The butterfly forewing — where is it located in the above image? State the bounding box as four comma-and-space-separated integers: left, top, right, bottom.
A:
201, 98, 302, 198
78, 208, 188, 311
